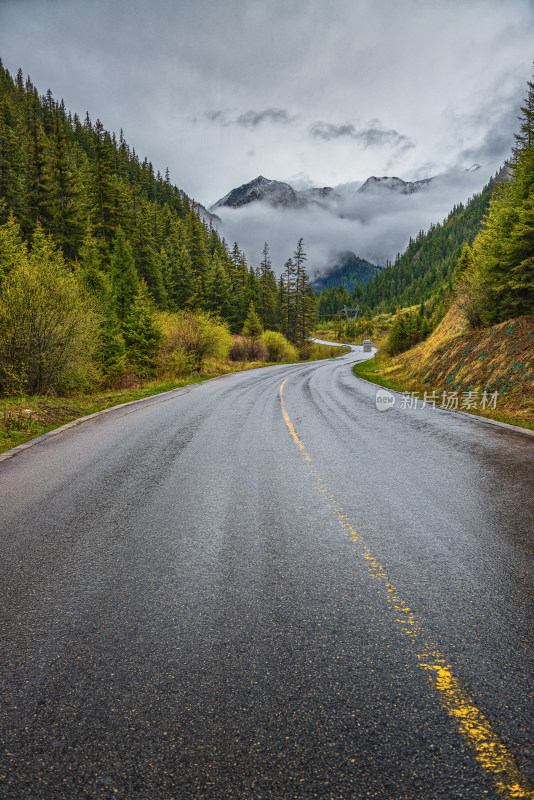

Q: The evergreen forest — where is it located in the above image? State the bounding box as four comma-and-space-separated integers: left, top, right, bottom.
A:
0, 61, 317, 395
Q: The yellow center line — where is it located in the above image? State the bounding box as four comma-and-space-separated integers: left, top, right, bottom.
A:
279, 378, 534, 800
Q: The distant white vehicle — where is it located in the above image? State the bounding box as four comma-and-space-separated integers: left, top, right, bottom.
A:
363, 339, 373, 352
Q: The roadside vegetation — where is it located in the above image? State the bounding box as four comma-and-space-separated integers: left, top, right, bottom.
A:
0, 62, 327, 453
348, 73, 534, 430
0, 336, 348, 455
353, 308, 534, 430
1, 59, 532, 443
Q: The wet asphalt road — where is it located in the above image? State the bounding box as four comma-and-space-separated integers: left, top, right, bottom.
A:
0, 347, 533, 799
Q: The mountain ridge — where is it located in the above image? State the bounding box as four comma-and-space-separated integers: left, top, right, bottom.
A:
211, 176, 308, 210
210, 173, 434, 212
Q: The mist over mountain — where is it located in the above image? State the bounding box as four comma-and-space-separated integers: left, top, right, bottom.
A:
311, 253, 381, 293
210, 173, 434, 213
209, 168, 491, 279
211, 176, 308, 210
357, 176, 434, 194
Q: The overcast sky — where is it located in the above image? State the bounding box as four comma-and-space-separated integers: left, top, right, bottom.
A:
1, 0, 533, 271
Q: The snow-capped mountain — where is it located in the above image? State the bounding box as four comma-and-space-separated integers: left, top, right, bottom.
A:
207, 166, 490, 282
211, 176, 308, 211
358, 175, 433, 194
210, 173, 433, 212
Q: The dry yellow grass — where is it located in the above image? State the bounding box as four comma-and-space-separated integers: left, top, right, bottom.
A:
379, 302, 534, 426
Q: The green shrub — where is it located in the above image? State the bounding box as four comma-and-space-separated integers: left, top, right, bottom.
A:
156, 310, 232, 374
0, 225, 101, 395
261, 330, 298, 362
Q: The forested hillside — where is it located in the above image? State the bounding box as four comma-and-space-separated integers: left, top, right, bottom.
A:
316, 179, 496, 320
311, 252, 379, 293
354, 73, 534, 425
455, 77, 534, 326
0, 62, 316, 394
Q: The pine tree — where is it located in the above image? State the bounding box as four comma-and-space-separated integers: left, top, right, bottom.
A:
109, 227, 139, 320
186, 208, 209, 280
190, 271, 205, 310
122, 280, 162, 377
453, 243, 476, 286
0, 97, 21, 214
25, 96, 49, 231
297, 271, 317, 343
47, 109, 80, 257
0, 211, 25, 285
78, 227, 107, 296
292, 237, 314, 344
387, 313, 410, 355
281, 257, 296, 340
133, 221, 167, 306
470, 71, 534, 321
90, 119, 116, 242
169, 243, 194, 308
511, 75, 534, 189
242, 301, 263, 339
206, 254, 231, 318
257, 242, 278, 330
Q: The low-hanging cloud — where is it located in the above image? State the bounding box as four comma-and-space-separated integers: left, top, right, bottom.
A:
456, 106, 521, 168
1, 0, 531, 203
213, 167, 490, 280
309, 120, 416, 151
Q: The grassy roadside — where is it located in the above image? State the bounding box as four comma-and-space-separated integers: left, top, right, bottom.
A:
0, 342, 350, 455
353, 353, 534, 432
0, 375, 218, 454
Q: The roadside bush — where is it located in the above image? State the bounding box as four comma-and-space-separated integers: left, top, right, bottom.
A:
230, 335, 268, 362
0, 225, 101, 395
229, 336, 248, 361
298, 342, 313, 360
156, 342, 190, 381
156, 310, 232, 374
248, 339, 268, 361
261, 330, 298, 363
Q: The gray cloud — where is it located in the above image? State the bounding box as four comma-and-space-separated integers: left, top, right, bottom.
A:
1, 0, 533, 212
236, 108, 295, 127
309, 120, 416, 151
203, 110, 231, 125
202, 108, 296, 128
455, 107, 520, 168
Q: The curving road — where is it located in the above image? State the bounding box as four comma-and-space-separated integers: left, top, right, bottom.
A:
0, 347, 533, 799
